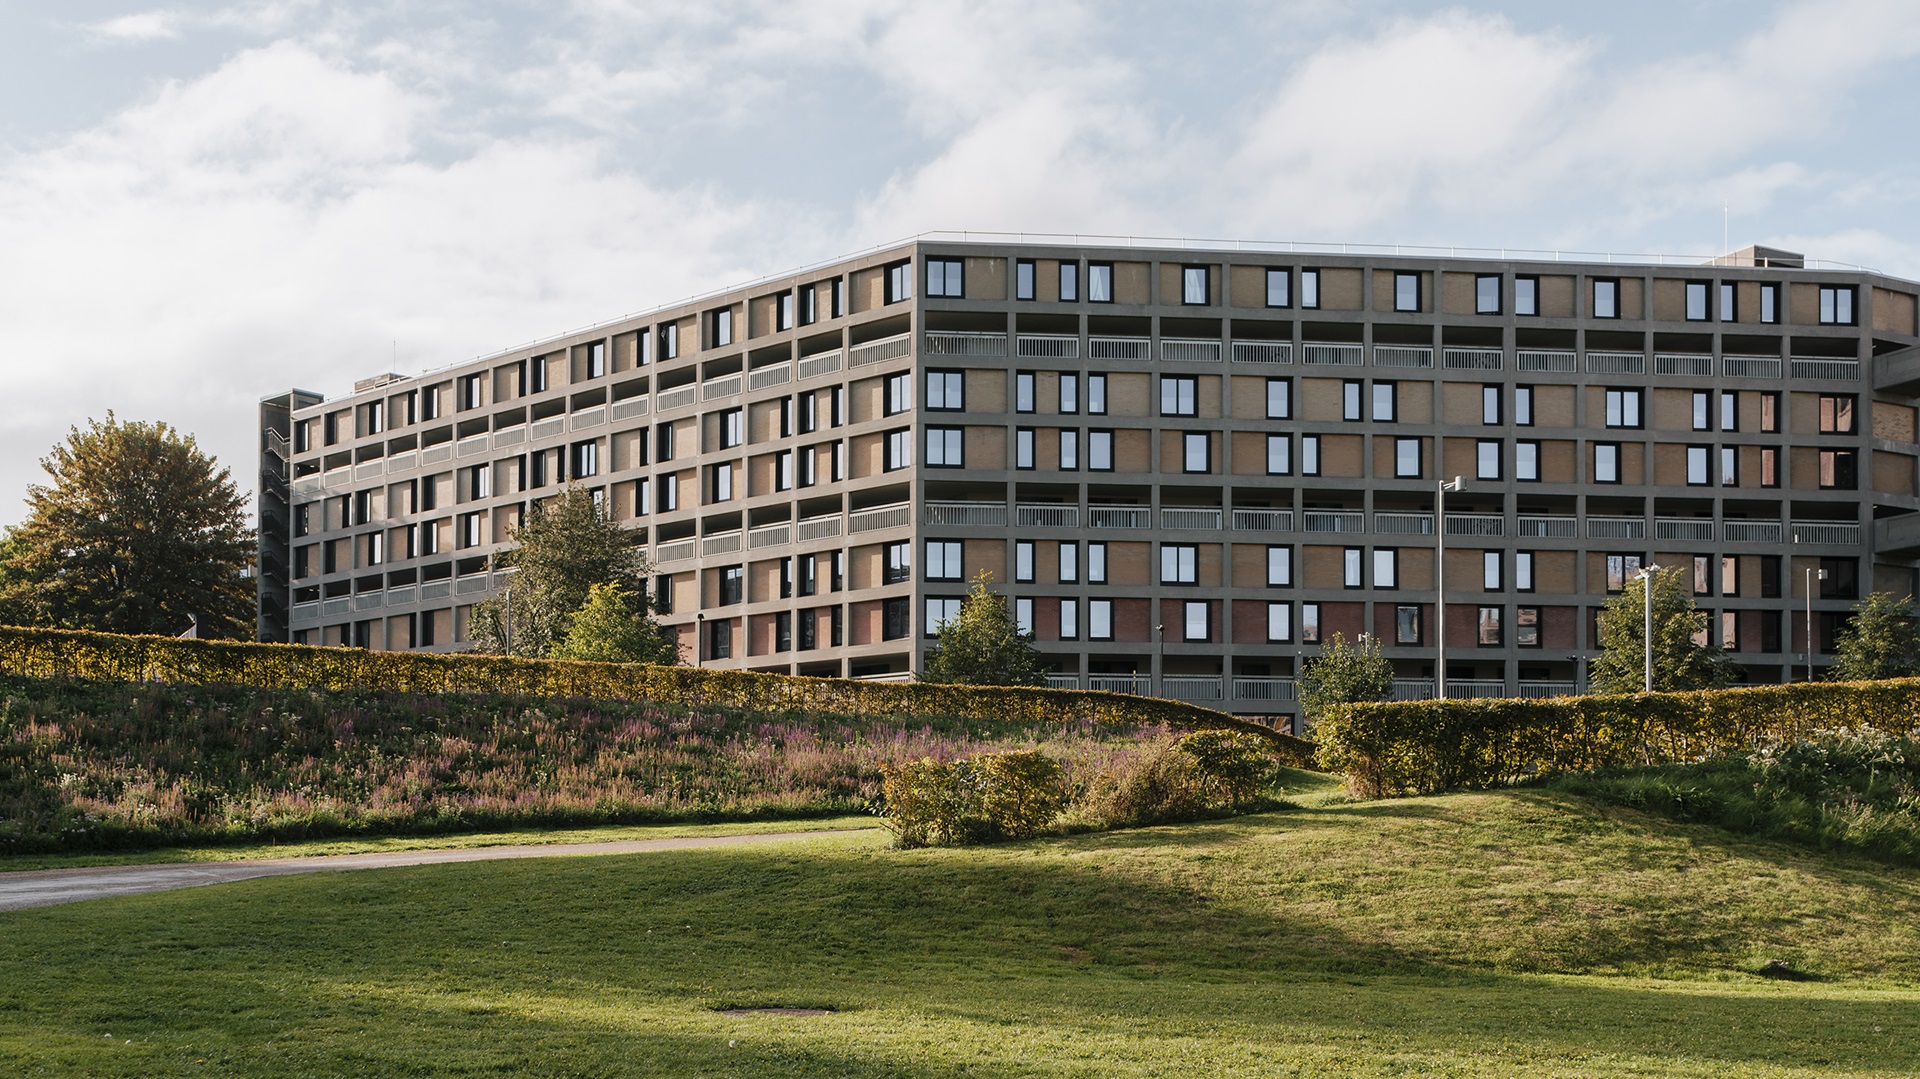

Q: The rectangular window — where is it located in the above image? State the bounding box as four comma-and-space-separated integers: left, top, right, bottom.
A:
1374, 548, 1398, 588
1087, 374, 1107, 415
1594, 442, 1621, 483
1058, 542, 1078, 584
1015, 540, 1035, 583
1184, 601, 1209, 642
1482, 384, 1502, 426
719, 565, 744, 606
1721, 554, 1739, 597
661, 322, 679, 360
1015, 372, 1036, 413
1183, 432, 1210, 473
800, 284, 818, 326
1478, 606, 1503, 646
883, 428, 912, 471
922, 370, 963, 412
1720, 447, 1737, 487
1475, 274, 1501, 315
1059, 262, 1079, 302
1087, 262, 1115, 302
1342, 380, 1362, 421
1014, 598, 1034, 636
1719, 282, 1736, 322
1605, 389, 1642, 428
925, 540, 963, 582
925, 258, 964, 298
1760, 446, 1779, 487
1515, 275, 1539, 316
1515, 551, 1535, 592
1268, 602, 1293, 643
1759, 282, 1780, 324
1058, 429, 1079, 470
1515, 385, 1535, 426
1015, 259, 1036, 301
1692, 390, 1711, 431
1476, 440, 1501, 480
1160, 376, 1198, 416
1687, 445, 1710, 485
1266, 545, 1292, 587
708, 462, 732, 502
1819, 394, 1857, 434
1088, 542, 1108, 583
1820, 449, 1858, 489
1301, 602, 1321, 643
1089, 429, 1114, 471
1720, 390, 1738, 432
883, 372, 911, 416
657, 473, 679, 512
1762, 554, 1782, 599
719, 408, 744, 448
1182, 265, 1209, 305
1515, 440, 1539, 481
1372, 381, 1397, 422
1693, 555, 1712, 596
924, 598, 961, 637
1301, 435, 1321, 476
1394, 272, 1421, 312
1267, 434, 1291, 476
708, 309, 732, 349
1265, 268, 1290, 307
1605, 553, 1643, 594
1718, 609, 1737, 650
925, 427, 964, 468
1266, 378, 1292, 419
882, 541, 911, 585
1089, 599, 1113, 641
1395, 437, 1421, 478
1685, 281, 1710, 321
1057, 374, 1079, 415
831, 278, 845, 318
705, 620, 732, 659
882, 597, 909, 641
1015, 428, 1036, 470
1593, 278, 1619, 318
1395, 604, 1421, 645
776, 291, 794, 331
1059, 599, 1079, 641
1482, 550, 1502, 591
1300, 269, 1320, 309
884, 260, 913, 304
1516, 606, 1541, 648
1819, 285, 1856, 325
1758, 391, 1779, 433
1820, 557, 1858, 600
1160, 544, 1198, 585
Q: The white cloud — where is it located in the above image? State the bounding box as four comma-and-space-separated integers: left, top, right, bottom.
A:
87, 11, 183, 42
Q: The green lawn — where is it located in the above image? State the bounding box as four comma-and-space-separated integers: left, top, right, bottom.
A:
4, 788, 1918, 1077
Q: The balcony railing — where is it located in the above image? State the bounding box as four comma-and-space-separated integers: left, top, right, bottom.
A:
1089, 336, 1149, 361
1232, 677, 1297, 702
1017, 334, 1078, 359
570, 404, 607, 429
701, 532, 741, 556
1089, 674, 1151, 695
924, 501, 1008, 527
1374, 512, 1434, 535
1654, 518, 1715, 541
1447, 680, 1508, 699
1516, 349, 1576, 372
1089, 504, 1150, 529
655, 386, 696, 411
1231, 508, 1295, 532
747, 524, 790, 549
1518, 515, 1578, 538
1722, 355, 1781, 379
1162, 676, 1225, 702
1586, 351, 1645, 374
1791, 358, 1859, 381
1443, 348, 1503, 371
1390, 679, 1434, 701
1231, 341, 1292, 364
1373, 345, 1433, 369
1792, 521, 1861, 545
849, 333, 912, 367
1587, 515, 1646, 539
655, 540, 695, 563
795, 515, 842, 541
1303, 511, 1365, 533
1723, 520, 1782, 543
748, 364, 792, 391
848, 503, 912, 533
796, 350, 843, 380
1044, 674, 1081, 691
1161, 507, 1222, 530
1161, 338, 1222, 363
1444, 513, 1504, 537
700, 376, 742, 401
1016, 504, 1078, 528
1301, 342, 1364, 366
1654, 353, 1712, 377
1518, 681, 1578, 699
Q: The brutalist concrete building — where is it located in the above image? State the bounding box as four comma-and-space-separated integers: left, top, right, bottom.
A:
258, 235, 1920, 727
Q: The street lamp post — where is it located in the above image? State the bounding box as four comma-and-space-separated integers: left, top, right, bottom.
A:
502, 587, 512, 657
1637, 563, 1664, 693
1806, 567, 1827, 682
1435, 477, 1463, 700
694, 612, 705, 668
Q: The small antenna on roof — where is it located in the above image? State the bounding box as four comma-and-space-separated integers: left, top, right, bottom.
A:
1723, 200, 1729, 258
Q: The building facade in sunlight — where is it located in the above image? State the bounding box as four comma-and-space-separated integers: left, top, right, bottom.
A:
259, 236, 1920, 727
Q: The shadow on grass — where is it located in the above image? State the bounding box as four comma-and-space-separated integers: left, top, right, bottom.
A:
4, 832, 1919, 1076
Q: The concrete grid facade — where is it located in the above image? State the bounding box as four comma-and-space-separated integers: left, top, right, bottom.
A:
259, 237, 1920, 728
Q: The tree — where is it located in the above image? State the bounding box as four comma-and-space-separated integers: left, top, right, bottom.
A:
1829, 592, 1920, 681
0, 415, 252, 638
468, 487, 676, 662
1297, 632, 1394, 725
918, 571, 1046, 686
1591, 563, 1736, 694
550, 582, 680, 665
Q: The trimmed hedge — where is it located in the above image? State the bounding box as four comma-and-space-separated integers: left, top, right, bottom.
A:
0, 626, 1315, 766
1316, 680, 1920, 797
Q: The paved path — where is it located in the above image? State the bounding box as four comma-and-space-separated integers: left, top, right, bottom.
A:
0, 828, 876, 913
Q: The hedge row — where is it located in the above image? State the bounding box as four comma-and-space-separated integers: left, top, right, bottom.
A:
1316, 679, 1920, 797
0, 626, 1316, 765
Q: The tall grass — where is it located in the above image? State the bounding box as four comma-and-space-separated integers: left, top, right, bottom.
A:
0, 674, 1170, 854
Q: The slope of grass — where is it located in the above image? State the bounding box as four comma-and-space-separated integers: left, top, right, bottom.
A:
4, 787, 1918, 1077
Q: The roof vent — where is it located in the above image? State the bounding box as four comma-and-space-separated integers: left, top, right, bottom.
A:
353, 372, 408, 393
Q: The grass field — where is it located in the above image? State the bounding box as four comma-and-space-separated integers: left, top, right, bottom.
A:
5, 775, 1919, 1077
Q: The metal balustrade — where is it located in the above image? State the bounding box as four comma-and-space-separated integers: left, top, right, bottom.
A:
420, 580, 452, 600
1518, 681, 1577, 699
849, 333, 912, 367
1089, 504, 1150, 528
1231, 508, 1294, 532
493, 427, 524, 448
1374, 512, 1434, 535
654, 386, 696, 411
1161, 676, 1224, 701
1791, 358, 1859, 381
1391, 679, 1434, 701
1518, 515, 1578, 538
1017, 334, 1078, 359
700, 376, 742, 401
1723, 520, 1782, 542
849, 503, 912, 533
354, 461, 384, 480
1447, 680, 1507, 699
610, 396, 650, 420
1792, 521, 1861, 545
701, 532, 742, 555
1232, 677, 1297, 701
796, 516, 842, 540
419, 445, 453, 465
1654, 518, 1715, 541
1231, 341, 1292, 364
529, 417, 566, 440
1161, 507, 1222, 530
1301, 342, 1364, 366
923, 501, 1008, 526
1089, 336, 1149, 361
1587, 516, 1647, 539
1016, 504, 1078, 528
456, 434, 490, 458
1444, 513, 1505, 537
1654, 353, 1712, 376
1516, 349, 1576, 372
1161, 338, 1222, 363
922, 331, 1005, 357
1586, 351, 1645, 374
748, 364, 792, 391
1443, 348, 1503, 371
1372, 345, 1433, 369
748, 524, 790, 549
570, 405, 607, 429
655, 541, 696, 563
1303, 511, 1365, 533
1089, 674, 1151, 695
1045, 674, 1081, 690
1722, 356, 1781, 379
796, 351, 843, 380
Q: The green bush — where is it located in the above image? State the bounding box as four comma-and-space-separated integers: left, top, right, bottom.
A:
1176, 730, 1279, 809
0, 626, 1313, 762
1074, 740, 1210, 829
880, 750, 1065, 849
1317, 680, 1920, 797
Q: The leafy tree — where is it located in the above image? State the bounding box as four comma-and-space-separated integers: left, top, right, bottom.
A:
1591, 564, 1736, 693
469, 487, 675, 661
1829, 592, 1920, 681
0, 415, 252, 638
918, 571, 1046, 686
551, 582, 680, 665
1297, 632, 1394, 725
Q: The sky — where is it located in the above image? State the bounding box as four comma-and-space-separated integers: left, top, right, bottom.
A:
2, 0, 1920, 526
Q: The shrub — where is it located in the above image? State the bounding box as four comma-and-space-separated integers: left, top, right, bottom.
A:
1317, 679, 1920, 798
881, 750, 1065, 849
1175, 730, 1278, 809
1075, 740, 1210, 829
